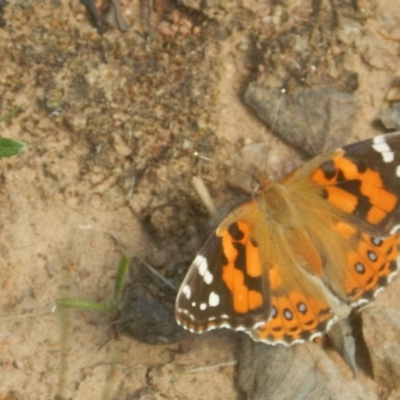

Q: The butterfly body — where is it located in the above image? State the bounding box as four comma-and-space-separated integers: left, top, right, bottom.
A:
176, 133, 400, 345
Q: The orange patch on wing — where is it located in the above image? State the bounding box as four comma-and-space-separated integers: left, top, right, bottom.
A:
364, 187, 397, 224
324, 186, 358, 213
356, 169, 397, 224
354, 167, 382, 184
334, 157, 359, 178
221, 230, 238, 263
245, 237, 262, 278
269, 264, 282, 290
222, 257, 263, 314
367, 206, 388, 225
248, 290, 263, 311
363, 186, 397, 210
332, 221, 357, 238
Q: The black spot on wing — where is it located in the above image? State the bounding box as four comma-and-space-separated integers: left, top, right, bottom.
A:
356, 160, 367, 173
228, 223, 244, 241
319, 159, 336, 180
337, 179, 373, 219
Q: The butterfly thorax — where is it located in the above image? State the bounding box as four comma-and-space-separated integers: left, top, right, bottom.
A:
255, 180, 294, 225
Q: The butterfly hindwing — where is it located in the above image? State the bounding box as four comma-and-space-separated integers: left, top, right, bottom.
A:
286, 133, 400, 306
344, 231, 400, 305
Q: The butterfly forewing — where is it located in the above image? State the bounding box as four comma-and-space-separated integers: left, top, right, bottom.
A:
300, 133, 400, 236
176, 213, 272, 333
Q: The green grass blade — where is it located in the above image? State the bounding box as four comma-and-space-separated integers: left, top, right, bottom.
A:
57, 298, 112, 313
113, 255, 130, 308
0, 138, 27, 158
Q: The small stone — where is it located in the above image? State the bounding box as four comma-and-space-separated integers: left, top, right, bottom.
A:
158, 21, 174, 36
362, 306, 400, 388
244, 83, 358, 156
362, 46, 399, 71
180, 17, 193, 28
65, 114, 87, 131
13, 360, 24, 369
91, 174, 118, 193
193, 26, 201, 35
170, 10, 181, 24
378, 103, 400, 130
237, 41, 250, 52
330, 45, 343, 57
113, 133, 132, 156
386, 84, 400, 102
178, 24, 191, 36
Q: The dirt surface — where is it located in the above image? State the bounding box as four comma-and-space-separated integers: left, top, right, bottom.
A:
1, 0, 400, 399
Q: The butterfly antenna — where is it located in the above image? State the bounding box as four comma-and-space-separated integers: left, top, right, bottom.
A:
193, 152, 253, 177
263, 87, 286, 174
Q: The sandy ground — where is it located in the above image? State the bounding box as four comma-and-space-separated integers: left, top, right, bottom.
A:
1, 0, 400, 399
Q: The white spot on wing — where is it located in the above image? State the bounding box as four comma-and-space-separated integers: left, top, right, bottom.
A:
194, 254, 213, 284
371, 237, 383, 246
200, 303, 207, 310
194, 255, 208, 274
182, 284, 191, 299
373, 286, 385, 298
203, 270, 213, 284
209, 292, 220, 307
284, 309, 293, 320
396, 165, 400, 177
372, 136, 394, 163
188, 313, 195, 321
390, 224, 400, 234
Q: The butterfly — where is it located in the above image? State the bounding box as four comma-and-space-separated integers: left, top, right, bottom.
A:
175, 132, 400, 346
